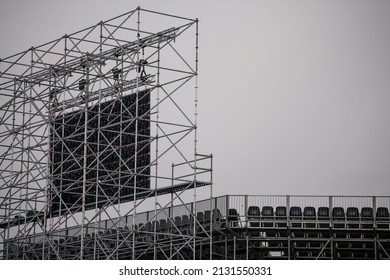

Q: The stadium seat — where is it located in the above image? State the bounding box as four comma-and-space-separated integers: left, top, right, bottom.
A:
247, 206, 261, 227
145, 222, 153, 232
303, 206, 316, 228
289, 206, 302, 227
181, 215, 191, 235
275, 206, 287, 227
212, 209, 224, 229
290, 206, 302, 218
174, 216, 182, 227
303, 206, 316, 218
204, 210, 212, 230
144, 222, 153, 242
137, 223, 145, 242
212, 208, 222, 221
196, 212, 204, 232
227, 208, 239, 227
361, 207, 373, 220
261, 206, 274, 227
159, 219, 167, 231
346, 207, 360, 228
376, 207, 389, 220
318, 207, 330, 228
196, 212, 204, 223
332, 207, 345, 228
159, 219, 167, 239
181, 214, 190, 226
376, 207, 390, 229
318, 207, 329, 218
248, 206, 260, 217
152, 220, 160, 231
346, 207, 359, 220
332, 207, 345, 219
262, 206, 274, 218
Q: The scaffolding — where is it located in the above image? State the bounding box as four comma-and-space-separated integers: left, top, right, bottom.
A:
0, 7, 214, 260
2, 7, 389, 261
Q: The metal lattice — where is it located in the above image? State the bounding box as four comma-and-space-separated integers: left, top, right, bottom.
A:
0, 7, 213, 260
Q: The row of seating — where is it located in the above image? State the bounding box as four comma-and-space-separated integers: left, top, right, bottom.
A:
228, 206, 390, 220
134, 210, 223, 237
97, 206, 390, 236
123, 205, 390, 236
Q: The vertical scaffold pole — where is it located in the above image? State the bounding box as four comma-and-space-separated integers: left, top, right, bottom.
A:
93, 21, 104, 259
153, 39, 161, 260
80, 56, 90, 260
132, 6, 141, 260
193, 17, 200, 261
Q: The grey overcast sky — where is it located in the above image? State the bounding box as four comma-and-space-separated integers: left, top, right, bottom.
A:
1, 0, 390, 197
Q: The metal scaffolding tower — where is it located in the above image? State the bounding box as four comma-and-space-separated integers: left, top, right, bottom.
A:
2, 6, 388, 262
0, 7, 213, 260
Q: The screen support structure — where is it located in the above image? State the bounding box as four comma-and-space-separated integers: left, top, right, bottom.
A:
0, 7, 213, 260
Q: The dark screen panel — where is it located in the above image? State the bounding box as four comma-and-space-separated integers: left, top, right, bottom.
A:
50, 89, 150, 214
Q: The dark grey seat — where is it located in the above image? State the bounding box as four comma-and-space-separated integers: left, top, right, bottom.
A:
376, 207, 390, 229
303, 206, 316, 218
318, 207, 330, 228
181, 215, 190, 226
275, 206, 287, 217
204, 210, 212, 231
159, 219, 167, 231
248, 206, 261, 217
261, 206, 274, 227
261, 206, 274, 218
153, 220, 160, 231
332, 207, 345, 219
145, 222, 153, 232
332, 207, 345, 228
247, 206, 261, 227
361, 207, 374, 229
159, 219, 168, 239
181, 215, 191, 234
275, 206, 287, 227
212, 208, 224, 228
290, 206, 302, 218
196, 212, 204, 232
346, 207, 359, 220
376, 207, 389, 220
212, 208, 222, 221
174, 216, 182, 226
361, 207, 373, 220
318, 207, 329, 219
303, 206, 316, 228
204, 210, 211, 223
346, 207, 360, 228
290, 206, 302, 228
196, 212, 204, 223
227, 208, 239, 227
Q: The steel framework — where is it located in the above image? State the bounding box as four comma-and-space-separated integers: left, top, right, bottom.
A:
2, 7, 389, 261
0, 7, 214, 260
